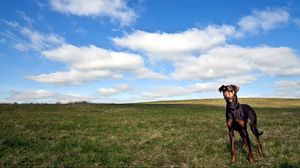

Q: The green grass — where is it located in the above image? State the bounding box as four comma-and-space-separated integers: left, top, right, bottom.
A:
0, 99, 299, 167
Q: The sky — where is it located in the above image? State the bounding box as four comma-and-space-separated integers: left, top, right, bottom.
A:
0, 0, 300, 103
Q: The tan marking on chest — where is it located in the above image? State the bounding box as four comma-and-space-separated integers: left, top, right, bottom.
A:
227, 119, 233, 128
235, 119, 245, 127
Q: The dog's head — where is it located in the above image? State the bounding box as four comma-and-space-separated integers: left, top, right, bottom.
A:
218, 84, 239, 103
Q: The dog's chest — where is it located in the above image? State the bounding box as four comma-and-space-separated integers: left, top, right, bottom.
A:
226, 109, 246, 128
227, 108, 244, 121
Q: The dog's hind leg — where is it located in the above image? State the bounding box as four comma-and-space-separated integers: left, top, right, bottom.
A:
238, 130, 248, 150
239, 128, 255, 163
249, 119, 263, 158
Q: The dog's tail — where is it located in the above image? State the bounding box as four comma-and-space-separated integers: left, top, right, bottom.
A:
248, 119, 263, 136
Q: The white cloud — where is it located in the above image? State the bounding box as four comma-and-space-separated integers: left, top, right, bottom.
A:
28, 69, 122, 85
3, 20, 65, 52
275, 80, 300, 89
112, 8, 293, 64
113, 25, 238, 60
275, 80, 300, 97
141, 82, 219, 100
7, 89, 93, 103
135, 75, 266, 101
2, 19, 20, 28
136, 68, 168, 80
238, 8, 289, 33
16, 10, 35, 26
112, 12, 300, 82
143, 86, 186, 99
41, 44, 144, 71
140, 77, 260, 101
28, 44, 166, 85
217, 75, 257, 86
172, 45, 300, 80
292, 18, 300, 27
10, 89, 54, 101
50, 0, 137, 25
3, 5, 299, 102
97, 84, 130, 96
188, 82, 219, 93
18, 27, 65, 51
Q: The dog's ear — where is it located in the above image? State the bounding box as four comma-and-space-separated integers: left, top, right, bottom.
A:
218, 85, 225, 93
232, 85, 239, 93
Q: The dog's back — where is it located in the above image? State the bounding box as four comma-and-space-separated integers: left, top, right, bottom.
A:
240, 104, 257, 123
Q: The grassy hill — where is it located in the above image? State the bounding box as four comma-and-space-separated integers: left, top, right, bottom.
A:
0, 98, 299, 167
147, 98, 300, 108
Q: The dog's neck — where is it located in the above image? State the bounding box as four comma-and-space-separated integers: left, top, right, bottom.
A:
226, 95, 240, 110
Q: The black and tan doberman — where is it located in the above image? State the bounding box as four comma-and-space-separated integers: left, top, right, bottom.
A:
218, 84, 263, 163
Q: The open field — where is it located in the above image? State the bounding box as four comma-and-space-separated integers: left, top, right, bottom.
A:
0, 99, 299, 167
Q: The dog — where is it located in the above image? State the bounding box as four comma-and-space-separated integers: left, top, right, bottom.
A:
218, 84, 263, 163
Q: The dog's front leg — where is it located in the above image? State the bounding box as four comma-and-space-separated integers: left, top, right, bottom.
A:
229, 129, 236, 163
227, 119, 236, 163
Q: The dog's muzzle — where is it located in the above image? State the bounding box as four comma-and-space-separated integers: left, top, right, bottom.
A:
223, 91, 231, 99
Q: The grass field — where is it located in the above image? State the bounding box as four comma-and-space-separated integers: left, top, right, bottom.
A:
0, 99, 299, 167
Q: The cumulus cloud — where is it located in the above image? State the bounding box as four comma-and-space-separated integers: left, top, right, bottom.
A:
28, 44, 166, 85
143, 86, 187, 99
172, 45, 300, 80
218, 75, 257, 86
136, 68, 169, 80
7, 89, 93, 103
113, 25, 238, 60
28, 69, 122, 85
112, 7, 298, 83
10, 89, 54, 101
97, 84, 130, 96
112, 7, 300, 83
142, 82, 219, 100
141, 76, 259, 101
238, 8, 289, 33
275, 80, 300, 97
4, 6, 299, 102
50, 0, 137, 25
41, 44, 144, 71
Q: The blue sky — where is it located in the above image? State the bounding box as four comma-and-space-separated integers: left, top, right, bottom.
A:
1, 0, 300, 103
